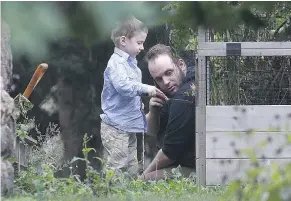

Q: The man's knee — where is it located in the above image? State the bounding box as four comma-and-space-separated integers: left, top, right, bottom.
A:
143, 166, 196, 181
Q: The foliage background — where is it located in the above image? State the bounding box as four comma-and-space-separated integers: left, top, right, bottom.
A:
2, 1, 291, 200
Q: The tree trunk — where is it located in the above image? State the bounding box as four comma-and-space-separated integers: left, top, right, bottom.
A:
56, 75, 103, 179
1, 20, 16, 196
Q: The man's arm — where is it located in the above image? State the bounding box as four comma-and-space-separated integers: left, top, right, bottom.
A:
143, 149, 174, 175
141, 99, 195, 180
145, 111, 160, 136
145, 97, 168, 136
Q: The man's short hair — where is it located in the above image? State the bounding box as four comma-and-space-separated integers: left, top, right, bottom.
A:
111, 16, 148, 46
145, 44, 181, 64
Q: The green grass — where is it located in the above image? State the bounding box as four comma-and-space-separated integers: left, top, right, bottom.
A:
4, 191, 223, 201
5, 164, 225, 201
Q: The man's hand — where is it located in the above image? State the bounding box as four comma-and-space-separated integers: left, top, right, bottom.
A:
146, 92, 168, 136
149, 95, 167, 114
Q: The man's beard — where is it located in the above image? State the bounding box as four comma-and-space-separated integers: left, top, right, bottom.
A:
166, 68, 186, 97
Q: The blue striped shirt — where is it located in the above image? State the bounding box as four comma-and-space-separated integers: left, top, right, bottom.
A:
100, 47, 149, 133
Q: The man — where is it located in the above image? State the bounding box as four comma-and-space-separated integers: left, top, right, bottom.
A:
140, 44, 196, 180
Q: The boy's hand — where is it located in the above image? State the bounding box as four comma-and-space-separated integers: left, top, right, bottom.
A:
155, 88, 169, 101
147, 86, 168, 101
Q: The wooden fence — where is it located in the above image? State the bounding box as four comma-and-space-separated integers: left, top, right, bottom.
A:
204, 105, 291, 185
195, 27, 291, 186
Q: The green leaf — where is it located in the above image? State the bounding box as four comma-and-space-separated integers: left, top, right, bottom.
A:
246, 168, 262, 179
241, 148, 257, 163
7, 157, 17, 163
70, 156, 86, 164
287, 134, 291, 143
93, 157, 105, 164
105, 170, 115, 181
258, 140, 268, 148
267, 189, 281, 201
82, 148, 96, 154
220, 180, 241, 201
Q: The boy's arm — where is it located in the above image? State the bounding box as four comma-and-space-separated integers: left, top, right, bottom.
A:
108, 62, 152, 97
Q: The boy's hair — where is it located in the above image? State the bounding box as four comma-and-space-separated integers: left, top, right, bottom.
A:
145, 44, 181, 65
111, 16, 148, 46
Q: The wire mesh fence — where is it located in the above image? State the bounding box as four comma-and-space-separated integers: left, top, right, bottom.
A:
207, 55, 291, 105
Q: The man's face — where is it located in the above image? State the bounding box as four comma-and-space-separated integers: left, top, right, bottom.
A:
148, 54, 187, 95
122, 31, 147, 57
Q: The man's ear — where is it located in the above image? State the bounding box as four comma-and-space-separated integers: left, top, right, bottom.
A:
120, 36, 126, 46
178, 59, 187, 74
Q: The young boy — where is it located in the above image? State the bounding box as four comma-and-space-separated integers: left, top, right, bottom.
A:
100, 16, 167, 176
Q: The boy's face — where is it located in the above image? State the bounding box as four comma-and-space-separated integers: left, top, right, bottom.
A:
120, 31, 147, 57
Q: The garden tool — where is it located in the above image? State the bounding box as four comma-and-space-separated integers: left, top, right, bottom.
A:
13, 63, 48, 120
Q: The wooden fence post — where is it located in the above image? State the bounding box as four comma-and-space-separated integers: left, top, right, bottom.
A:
196, 26, 207, 187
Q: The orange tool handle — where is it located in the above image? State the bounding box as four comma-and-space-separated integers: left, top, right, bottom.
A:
23, 63, 48, 99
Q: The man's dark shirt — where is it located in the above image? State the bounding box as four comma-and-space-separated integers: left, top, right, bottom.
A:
157, 66, 196, 168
